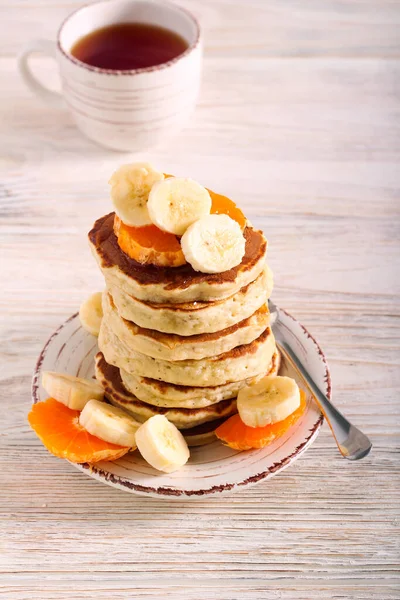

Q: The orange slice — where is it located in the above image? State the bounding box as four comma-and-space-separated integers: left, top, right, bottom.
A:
28, 398, 130, 463
209, 189, 247, 230
215, 391, 307, 450
114, 216, 186, 267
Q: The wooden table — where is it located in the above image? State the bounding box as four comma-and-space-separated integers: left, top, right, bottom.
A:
1, 1, 399, 598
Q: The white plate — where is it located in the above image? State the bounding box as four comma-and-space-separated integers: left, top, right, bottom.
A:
32, 310, 328, 498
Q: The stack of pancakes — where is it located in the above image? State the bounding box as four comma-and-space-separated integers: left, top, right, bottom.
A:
89, 213, 279, 446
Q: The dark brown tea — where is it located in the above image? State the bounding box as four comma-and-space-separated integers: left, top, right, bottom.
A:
70, 23, 189, 70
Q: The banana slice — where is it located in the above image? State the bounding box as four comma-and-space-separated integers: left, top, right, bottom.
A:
79, 399, 140, 448
135, 414, 190, 473
147, 177, 211, 235
109, 162, 164, 227
237, 375, 301, 428
181, 214, 246, 273
41, 372, 104, 411
79, 292, 103, 336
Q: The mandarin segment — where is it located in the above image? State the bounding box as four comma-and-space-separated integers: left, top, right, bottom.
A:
114, 216, 186, 267
216, 391, 307, 450
208, 190, 247, 230
28, 398, 130, 463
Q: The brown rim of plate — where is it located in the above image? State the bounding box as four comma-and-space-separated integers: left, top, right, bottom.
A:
56, 0, 201, 76
31, 309, 327, 497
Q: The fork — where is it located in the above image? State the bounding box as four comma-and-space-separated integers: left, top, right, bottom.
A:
268, 300, 372, 460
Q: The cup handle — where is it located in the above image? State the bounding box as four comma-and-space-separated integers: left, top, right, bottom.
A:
18, 40, 63, 107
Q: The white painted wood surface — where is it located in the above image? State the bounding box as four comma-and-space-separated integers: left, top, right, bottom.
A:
1, 1, 399, 598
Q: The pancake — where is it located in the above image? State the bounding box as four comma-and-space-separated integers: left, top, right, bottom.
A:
182, 418, 225, 446
94, 354, 237, 429
120, 350, 281, 408
89, 213, 267, 304
103, 290, 270, 361
98, 319, 277, 387
108, 266, 273, 336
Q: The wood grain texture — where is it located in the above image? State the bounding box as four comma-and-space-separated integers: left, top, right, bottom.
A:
1, 0, 399, 598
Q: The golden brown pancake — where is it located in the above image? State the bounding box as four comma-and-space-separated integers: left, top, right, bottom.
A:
120, 350, 281, 408
98, 320, 277, 386
103, 290, 270, 360
182, 418, 225, 446
95, 353, 237, 429
89, 213, 267, 303
105, 265, 272, 336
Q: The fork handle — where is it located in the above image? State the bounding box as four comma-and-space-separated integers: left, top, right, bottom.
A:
277, 341, 372, 460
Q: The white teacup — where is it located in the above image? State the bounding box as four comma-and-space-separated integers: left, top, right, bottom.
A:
18, 0, 202, 151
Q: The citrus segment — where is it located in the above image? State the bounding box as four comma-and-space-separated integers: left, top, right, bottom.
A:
209, 190, 247, 230
114, 216, 186, 267
28, 398, 130, 463
216, 390, 307, 450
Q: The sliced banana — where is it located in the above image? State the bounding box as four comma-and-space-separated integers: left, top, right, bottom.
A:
41, 372, 104, 411
181, 214, 246, 273
109, 162, 164, 227
79, 399, 140, 448
79, 292, 103, 336
135, 414, 190, 473
237, 375, 301, 428
147, 177, 211, 236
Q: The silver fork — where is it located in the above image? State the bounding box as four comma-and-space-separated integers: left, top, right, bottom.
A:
269, 300, 372, 460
